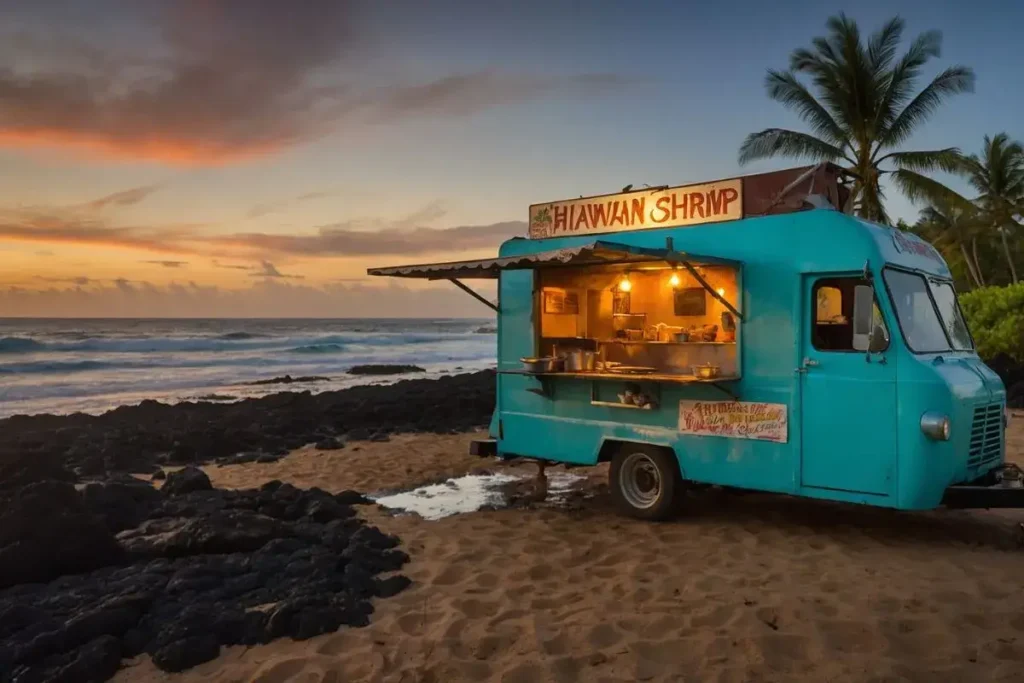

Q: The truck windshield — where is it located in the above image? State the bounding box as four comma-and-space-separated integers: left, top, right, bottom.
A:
883, 269, 973, 353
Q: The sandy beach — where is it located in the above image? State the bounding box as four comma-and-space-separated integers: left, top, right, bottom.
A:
102, 414, 1024, 683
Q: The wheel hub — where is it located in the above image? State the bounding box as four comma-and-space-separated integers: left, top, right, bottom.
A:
620, 452, 662, 509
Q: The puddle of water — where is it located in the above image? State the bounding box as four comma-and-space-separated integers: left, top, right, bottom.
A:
372, 471, 588, 520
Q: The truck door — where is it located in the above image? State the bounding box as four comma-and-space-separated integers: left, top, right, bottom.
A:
799, 274, 897, 496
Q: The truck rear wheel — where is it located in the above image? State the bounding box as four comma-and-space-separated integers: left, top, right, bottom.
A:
609, 445, 681, 521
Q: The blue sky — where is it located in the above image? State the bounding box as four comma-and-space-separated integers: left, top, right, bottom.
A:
0, 0, 1019, 316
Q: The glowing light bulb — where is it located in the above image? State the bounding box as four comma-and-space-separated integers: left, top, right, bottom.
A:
716, 287, 725, 296
669, 273, 681, 288
618, 276, 632, 292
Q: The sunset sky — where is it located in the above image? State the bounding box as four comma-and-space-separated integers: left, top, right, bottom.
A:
1, 0, 1020, 317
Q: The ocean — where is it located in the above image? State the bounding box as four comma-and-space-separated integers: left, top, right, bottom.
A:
0, 318, 497, 418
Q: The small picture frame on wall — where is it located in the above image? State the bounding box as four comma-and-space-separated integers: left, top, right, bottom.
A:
544, 290, 579, 314
673, 287, 706, 316
612, 291, 631, 315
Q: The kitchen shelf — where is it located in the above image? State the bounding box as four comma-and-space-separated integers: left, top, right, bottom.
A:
500, 369, 740, 384
597, 340, 735, 345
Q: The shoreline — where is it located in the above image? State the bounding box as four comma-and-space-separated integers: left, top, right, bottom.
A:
1, 370, 496, 482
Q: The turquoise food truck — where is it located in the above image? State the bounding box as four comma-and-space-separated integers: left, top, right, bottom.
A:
370, 164, 1015, 520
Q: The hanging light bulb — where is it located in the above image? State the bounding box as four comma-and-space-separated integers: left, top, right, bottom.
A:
716, 287, 725, 296
669, 272, 681, 288
618, 274, 632, 292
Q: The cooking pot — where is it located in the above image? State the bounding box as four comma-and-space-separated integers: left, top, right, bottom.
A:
520, 356, 563, 373
565, 349, 596, 372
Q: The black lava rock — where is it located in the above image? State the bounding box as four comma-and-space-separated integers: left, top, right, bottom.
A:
347, 364, 425, 375
315, 437, 345, 451
0, 481, 124, 590
0, 371, 495, 479
0, 480, 411, 682
161, 466, 212, 496
151, 634, 221, 673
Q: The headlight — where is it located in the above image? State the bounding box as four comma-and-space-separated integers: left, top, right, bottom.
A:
920, 412, 951, 441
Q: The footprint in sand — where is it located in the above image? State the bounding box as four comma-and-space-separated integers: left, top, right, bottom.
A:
475, 572, 500, 588
587, 622, 623, 648
431, 564, 468, 586
455, 597, 501, 618
251, 657, 315, 683
501, 662, 543, 683
690, 604, 738, 629
315, 633, 353, 656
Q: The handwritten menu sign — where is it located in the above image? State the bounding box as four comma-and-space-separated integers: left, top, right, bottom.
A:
678, 400, 788, 443
529, 178, 743, 239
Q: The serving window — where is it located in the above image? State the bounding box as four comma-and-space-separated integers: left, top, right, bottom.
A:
537, 261, 740, 378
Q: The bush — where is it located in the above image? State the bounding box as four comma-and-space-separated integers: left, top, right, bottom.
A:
959, 283, 1024, 363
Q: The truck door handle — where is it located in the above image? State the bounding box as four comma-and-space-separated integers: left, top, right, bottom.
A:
802, 358, 819, 368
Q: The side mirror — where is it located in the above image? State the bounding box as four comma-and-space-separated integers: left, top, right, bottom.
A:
852, 285, 874, 351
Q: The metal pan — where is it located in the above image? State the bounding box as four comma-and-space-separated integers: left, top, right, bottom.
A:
608, 365, 657, 375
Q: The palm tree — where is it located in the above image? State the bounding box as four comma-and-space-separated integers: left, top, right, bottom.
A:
916, 202, 985, 287
958, 133, 1024, 283
738, 14, 974, 224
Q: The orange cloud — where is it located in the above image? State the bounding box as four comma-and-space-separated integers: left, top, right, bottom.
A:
0, 129, 287, 165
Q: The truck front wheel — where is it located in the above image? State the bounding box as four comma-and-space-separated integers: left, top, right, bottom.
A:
609, 445, 681, 521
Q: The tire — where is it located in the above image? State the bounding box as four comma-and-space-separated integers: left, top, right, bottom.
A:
609, 445, 682, 521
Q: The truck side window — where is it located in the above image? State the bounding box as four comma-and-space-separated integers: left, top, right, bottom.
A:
812, 278, 888, 352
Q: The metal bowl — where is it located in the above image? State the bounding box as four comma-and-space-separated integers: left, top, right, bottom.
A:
692, 363, 720, 379
520, 356, 562, 373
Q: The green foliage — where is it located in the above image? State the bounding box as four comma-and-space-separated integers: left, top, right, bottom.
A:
959, 283, 1024, 361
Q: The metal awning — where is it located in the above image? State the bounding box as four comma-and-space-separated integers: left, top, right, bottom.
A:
367, 240, 738, 279
367, 239, 742, 318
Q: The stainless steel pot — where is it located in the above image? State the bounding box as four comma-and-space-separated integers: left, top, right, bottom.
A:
520, 356, 562, 373
564, 349, 596, 372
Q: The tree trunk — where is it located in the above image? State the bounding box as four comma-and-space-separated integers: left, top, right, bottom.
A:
959, 243, 983, 288
972, 237, 986, 286
999, 225, 1019, 284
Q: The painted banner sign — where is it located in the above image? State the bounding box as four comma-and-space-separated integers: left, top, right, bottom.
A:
528, 178, 743, 239
891, 228, 945, 265
678, 400, 788, 443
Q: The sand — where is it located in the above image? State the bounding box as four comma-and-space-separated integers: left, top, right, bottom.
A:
115, 416, 1024, 683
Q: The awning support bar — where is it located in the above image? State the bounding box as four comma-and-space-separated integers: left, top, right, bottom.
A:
663, 237, 742, 321
675, 260, 743, 321
448, 278, 498, 312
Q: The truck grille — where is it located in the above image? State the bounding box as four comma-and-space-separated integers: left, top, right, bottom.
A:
968, 402, 1003, 467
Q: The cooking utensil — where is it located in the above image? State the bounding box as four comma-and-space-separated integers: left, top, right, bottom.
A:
625, 329, 644, 342
609, 365, 657, 375
692, 363, 720, 379
565, 349, 596, 372
673, 331, 690, 342
520, 357, 561, 373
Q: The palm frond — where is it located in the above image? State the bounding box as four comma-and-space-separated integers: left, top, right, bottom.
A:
867, 16, 904, 71
880, 66, 975, 148
890, 168, 972, 208
882, 148, 964, 174
873, 29, 942, 133
737, 129, 846, 165
764, 70, 850, 148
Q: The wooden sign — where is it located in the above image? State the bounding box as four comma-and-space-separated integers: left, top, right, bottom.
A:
678, 400, 788, 443
529, 178, 742, 239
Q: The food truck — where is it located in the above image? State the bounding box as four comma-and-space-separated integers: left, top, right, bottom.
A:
370, 164, 1016, 520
